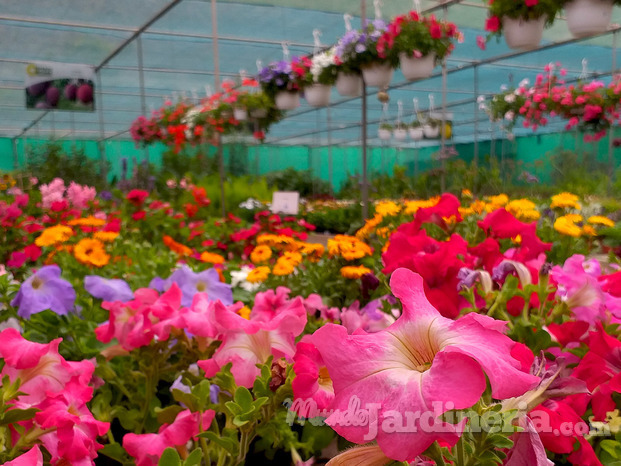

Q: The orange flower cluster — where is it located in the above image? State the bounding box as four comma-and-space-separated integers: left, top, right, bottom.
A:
163, 235, 193, 256
327, 235, 373, 261
74, 238, 110, 267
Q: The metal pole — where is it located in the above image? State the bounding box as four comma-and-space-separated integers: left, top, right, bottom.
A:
439, 5, 448, 192
12, 138, 19, 170
473, 65, 479, 167
609, 30, 618, 193
361, 0, 369, 221
96, 72, 108, 182
327, 107, 334, 194
211, 0, 226, 218
136, 36, 149, 164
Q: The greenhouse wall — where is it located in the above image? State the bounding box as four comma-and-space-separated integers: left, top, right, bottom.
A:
2, 132, 619, 190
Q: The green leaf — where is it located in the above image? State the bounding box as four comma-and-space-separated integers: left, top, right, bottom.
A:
233, 386, 254, 411
98, 443, 128, 463
183, 449, 204, 466
155, 405, 185, 425
158, 447, 181, 466
0, 407, 39, 425
198, 431, 239, 456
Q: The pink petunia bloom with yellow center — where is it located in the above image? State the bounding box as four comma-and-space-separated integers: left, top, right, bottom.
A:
312, 268, 540, 462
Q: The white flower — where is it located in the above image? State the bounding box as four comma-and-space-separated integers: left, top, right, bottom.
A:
230, 266, 260, 292
504, 94, 516, 103
477, 95, 486, 103
505, 111, 515, 120
500, 84, 508, 91
519, 78, 530, 87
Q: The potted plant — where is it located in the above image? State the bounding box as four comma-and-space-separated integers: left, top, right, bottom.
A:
484, 0, 560, 50
422, 118, 441, 139
556, 0, 615, 37
258, 58, 306, 110
302, 48, 338, 107
378, 122, 393, 140
409, 120, 424, 140
393, 122, 408, 141
377, 11, 461, 81
236, 91, 272, 119
334, 19, 398, 89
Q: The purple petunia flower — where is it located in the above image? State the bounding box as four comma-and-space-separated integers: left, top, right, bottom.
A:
164, 264, 233, 307
11, 265, 76, 319
84, 275, 134, 302
149, 276, 166, 292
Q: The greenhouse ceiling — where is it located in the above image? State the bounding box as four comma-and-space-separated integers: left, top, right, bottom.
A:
2, 0, 621, 148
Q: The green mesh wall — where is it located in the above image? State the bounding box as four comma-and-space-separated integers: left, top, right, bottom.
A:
2, 131, 620, 191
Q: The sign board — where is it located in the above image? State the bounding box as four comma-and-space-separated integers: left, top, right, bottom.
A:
25, 61, 95, 112
271, 191, 300, 215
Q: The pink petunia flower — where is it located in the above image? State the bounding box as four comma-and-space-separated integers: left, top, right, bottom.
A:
311, 268, 539, 462
3, 445, 43, 466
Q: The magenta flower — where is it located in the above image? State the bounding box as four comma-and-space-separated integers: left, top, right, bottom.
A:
312, 268, 540, 462
3, 445, 43, 466
123, 409, 215, 466
251, 286, 291, 321
11, 265, 76, 319
198, 296, 306, 387
292, 339, 334, 413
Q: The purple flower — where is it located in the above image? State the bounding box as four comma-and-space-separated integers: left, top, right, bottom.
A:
99, 190, 113, 201
149, 276, 166, 292
11, 265, 76, 319
164, 264, 233, 307
210, 384, 221, 404
355, 44, 366, 53
84, 275, 134, 302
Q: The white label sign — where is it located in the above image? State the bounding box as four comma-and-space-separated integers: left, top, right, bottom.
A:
271, 191, 299, 215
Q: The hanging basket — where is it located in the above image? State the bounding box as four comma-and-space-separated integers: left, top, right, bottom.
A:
565, 0, 613, 38
423, 124, 440, 139
361, 62, 394, 88
409, 127, 424, 141
399, 53, 436, 81
234, 108, 248, 121
274, 91, 300, 111
249, 108, 268, 119
378, 128, 392, 140
336, 72, 362, 97
393, 128, 408, 141
304, 84, 332, 107
502, 16, 546, 50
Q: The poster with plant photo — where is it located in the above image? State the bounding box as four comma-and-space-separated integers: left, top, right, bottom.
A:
25, 61, 95, 111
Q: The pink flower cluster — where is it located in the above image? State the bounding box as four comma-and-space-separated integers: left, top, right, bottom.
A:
514, 64, 621, 141
40, 178, 96, 209
0, 329, 109, 465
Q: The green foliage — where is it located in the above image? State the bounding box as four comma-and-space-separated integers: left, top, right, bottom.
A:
486, 0, 560, 36
265, 167, 331, 198
21, 140, 109, 190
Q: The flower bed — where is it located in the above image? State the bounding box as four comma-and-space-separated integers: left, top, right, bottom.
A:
0, 179, 620, 465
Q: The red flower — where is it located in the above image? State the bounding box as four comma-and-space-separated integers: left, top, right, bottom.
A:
126, 189, 149, 206
185, 203, 198, 218
485, 15, 500, 32
132, 211, 146, 221
525, 0, 539, 6
414, 193, 463, 231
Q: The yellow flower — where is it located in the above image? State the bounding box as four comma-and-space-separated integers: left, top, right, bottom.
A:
327, 235, 373, 261
487, 194, 509, 207
582, 225, 597, 236
93, 231, 119, 242
272, 259, 295, 276
404, 197, 440, 215
200, 251, 225, 264
551, 192, 581, 210
68, 216, 106, 227
281, 251, 303, 266
554, 216, 583, 237
356, 213, 383, 239
35, 225, 74, 247
461, 189, 473, 198
375, 227, 392, 238
298, 242, 324, 261
374, 201, 400, 217
250, 245, 272, 264
74, 238, 110, 267
238, 306, 251, 320
588, 216, 615, 227
506, 199, 540, 222
340, 265, 372, 279
459, 207, 475, 217
247, 266, 270, 283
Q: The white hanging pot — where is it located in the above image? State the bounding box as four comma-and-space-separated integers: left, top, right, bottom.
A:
361, 62, 394, 88
250, 108, 268, 119
336, 72, 362, 97
423, 124, 440, 139
274, 91, 300, 111
304, 84, 332, 107
399, 53, 436, 81
565, 0, 613, 38
378, 128, 392, 140
502, 16, 546, 50
409, 127, 424, 141
393, 128, 408, 141
234, 108, 248, 121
